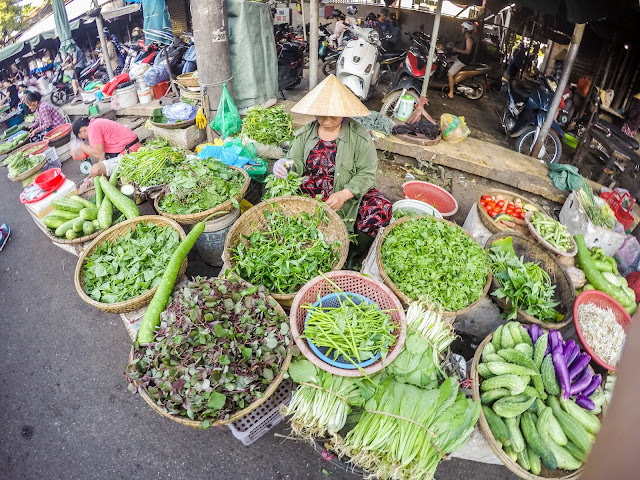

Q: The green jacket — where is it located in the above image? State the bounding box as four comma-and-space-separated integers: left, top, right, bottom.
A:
287, 118, 377, 232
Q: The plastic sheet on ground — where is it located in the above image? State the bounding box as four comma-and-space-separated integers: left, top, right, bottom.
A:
462, 203, 494, 247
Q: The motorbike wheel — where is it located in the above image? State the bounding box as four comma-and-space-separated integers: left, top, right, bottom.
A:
322, 58, 338, 77
515, 126, 563, 164
380, 90, 419, 118
50, 88, 72, 107
464, 80, 485, 100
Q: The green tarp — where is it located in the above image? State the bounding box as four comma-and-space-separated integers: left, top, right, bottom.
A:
227, 0, 278, 109
53, 0, 76, 54
0, 42, 29, 63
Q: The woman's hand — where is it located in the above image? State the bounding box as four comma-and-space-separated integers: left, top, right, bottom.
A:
273, 158, 293, 178
325, 189, 354, 211
28, 129, 35, 138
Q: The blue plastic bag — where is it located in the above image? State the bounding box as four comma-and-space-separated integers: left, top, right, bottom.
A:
197, 145, 250, 168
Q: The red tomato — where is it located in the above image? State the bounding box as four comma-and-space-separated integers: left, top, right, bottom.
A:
497, 200, 505, 208
486, 201, 496, 209
514, 207, 523, 215
480, 199, 486, 207
505, 205, 514, 213
520, 212, 526, 219
492, 208, 501, 216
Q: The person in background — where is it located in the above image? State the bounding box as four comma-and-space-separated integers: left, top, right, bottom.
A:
61, 44, 86, 102
387, 13, 400, 51
0, 224, 10, 252
0, 80, 20, 109
97, 38, 120, 75
71, 117, 140, 178
377, 8, 392, 39
330, 12, 350, 48
621, 93, 640, 145
24, 91, 65, 142
446, 21, 475, 99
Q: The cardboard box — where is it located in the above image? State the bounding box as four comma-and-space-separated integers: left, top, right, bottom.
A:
24, 178, 78, 219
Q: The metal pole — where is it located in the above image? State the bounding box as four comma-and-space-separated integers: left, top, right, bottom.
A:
309, 0, 319, 90
94, 6, 115, 80
191, 0, 233, 119
301, 1, 307, 42
531, 23, 585, 159
419, 0, 443, 98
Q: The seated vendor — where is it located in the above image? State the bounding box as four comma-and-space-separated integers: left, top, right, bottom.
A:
24, 91, 66, 142
274, 74, 392, 265
71, 117, 140, 178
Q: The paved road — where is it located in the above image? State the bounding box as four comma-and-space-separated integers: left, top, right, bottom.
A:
0, 160, 517, 480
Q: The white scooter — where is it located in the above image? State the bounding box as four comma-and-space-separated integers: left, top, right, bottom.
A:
335, 25, 382, 100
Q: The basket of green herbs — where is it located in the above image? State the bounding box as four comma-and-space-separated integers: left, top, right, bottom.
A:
154, 157, 250, 225
126, 275, 292, 428
377, 216, 491, 315
223, 196, 349, 306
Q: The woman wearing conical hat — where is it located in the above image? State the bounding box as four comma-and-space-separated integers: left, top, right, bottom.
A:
273, 75, 392, 263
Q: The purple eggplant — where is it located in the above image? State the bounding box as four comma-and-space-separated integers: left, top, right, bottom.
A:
581, 374, 602, 398
563, 340, 576, 358
566, 344, 580, 367
570, 369, 592, 395
568, 353, 591, 381
552, 345, 572, 400
530, 324, 542, 344
549, 330, 563, 352
575, 395, 596, 411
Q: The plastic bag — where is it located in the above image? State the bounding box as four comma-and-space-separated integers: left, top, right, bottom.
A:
440, 113, 470, 143
197, 145, 249, 168
162, 103, 197, 122
224, 137, 256, 160
211, 84, 242, 139
143, 65, 170, 87
615, 235, 640, 276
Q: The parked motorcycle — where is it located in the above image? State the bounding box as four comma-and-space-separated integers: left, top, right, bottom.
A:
498, 73, 566, 163
276, 30, 305, 91
380, 33, 489, 116
49, 59, 109, 107
335, 24, 382, 100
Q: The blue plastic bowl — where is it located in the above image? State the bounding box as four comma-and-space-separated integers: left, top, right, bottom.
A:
304, 292, 382, 370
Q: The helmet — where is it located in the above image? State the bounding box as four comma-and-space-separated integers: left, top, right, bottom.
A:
461, 21, 474, 32
346, 5, 357, 16
132, 27, 143, 38
331, 9, 341, 18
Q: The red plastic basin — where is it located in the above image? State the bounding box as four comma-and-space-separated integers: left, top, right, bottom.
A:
35, 168, 65, 191
402, 181, 458, 217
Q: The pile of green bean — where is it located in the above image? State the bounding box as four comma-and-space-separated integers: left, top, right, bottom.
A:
119, 147, 185, 186
530, 211, 573, 252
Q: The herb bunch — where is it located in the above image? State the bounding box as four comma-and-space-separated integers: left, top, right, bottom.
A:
127, 276, 290, 425
241, 106, 294, 146
262, 172, 304, 200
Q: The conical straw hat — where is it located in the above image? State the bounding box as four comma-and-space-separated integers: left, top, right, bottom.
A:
290, 75, 370, 117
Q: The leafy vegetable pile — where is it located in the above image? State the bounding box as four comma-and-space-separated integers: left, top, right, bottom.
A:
1, 148, 27, 167
119, 146, 185, 186
8, 153, 44, 178
158, 158, 245, 215
82, 222, 180, 303
576, 184, 616, 229
262, 172, 304, 200
488, 237, 562, 322
380, 217, 488, 311
127, 276, 290, 425
241, 106, 294, 146
230, 206, 341, 294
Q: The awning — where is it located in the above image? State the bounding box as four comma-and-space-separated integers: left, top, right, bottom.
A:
0, 42, 30, 63
102, 3, 142, 21
142, 0, 174, 46
53, 0, 77, 54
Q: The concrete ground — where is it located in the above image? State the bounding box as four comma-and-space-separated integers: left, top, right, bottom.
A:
0, 154, 522, 479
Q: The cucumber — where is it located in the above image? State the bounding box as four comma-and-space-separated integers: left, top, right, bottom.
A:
523, 386, 542, 399
532, 376, 547, 399
519, 325, 533, 347
94, 176, 103, 208
501, 325, 516, 349
546, 438, 582, 470
72, 217, 84, 233
527, 446, 542, 475
98, 176, 139, 219
548, 396, 592, 455
561, 398, 601, 434
481, 374, 529, 396
516, 449, 531, 471
513, 343, 533, 357
505, 416, 525, 453
477, 363, 495, 379
68, 195, 96, 209
507, 322, 523, 344
503, 445, 518, 462
521, 412, 557, 470
492, 325, 503, 351
547, 410, 568, 446
590, 390, 606, 409
50, 209, 79, 221
481, 342, 496, 362
79, 207, 98, 221
533, 333, 548, 369
541, 354, 560, 395
480, 388, 510, 405
65, 229, 79, 239
51, 198, 85, 213
98, 196, 113, 230
82, 221, 95, 236
493, 395, 536, 418
563, 441, 587, 463
483, 405, 511, 447
497, 349, 538, 371
92, 219, 100, 230
55, 218, 77, 237
43, 215, 68, 229
484, 353, 504, 363
487, 362, 539, 377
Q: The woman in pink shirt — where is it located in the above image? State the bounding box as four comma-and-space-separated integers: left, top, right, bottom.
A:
71, 117, 140, 178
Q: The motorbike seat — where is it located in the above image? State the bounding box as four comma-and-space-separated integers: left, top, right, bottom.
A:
595, 119, 640, 151
510, 79, 532, 103
380, 50, 404, 60
461, 63, 488, 71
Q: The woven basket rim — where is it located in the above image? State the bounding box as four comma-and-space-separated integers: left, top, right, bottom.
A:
221, 195, 350, 304
524, 211, 578, 258
485, 232, 575, 329
128, 278, 291, 428
472, 332, 583, 480
477, 189, 546, 234
17, 139, 49, 155
1, 137, 28, 156
289, 270, 407, 377
74, 216, 187, 314
149, 118, 197, 130
154, 166, 250, 225
375, 216, 492, 316
8, 156, 46, 182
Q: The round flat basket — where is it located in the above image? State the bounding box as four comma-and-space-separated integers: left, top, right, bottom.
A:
290, 271, 406, 377
74, 216, 187, 314
128, 279, 291, 428
44, 188, 104, 245
375, 216, 492, 316
154, 166, 249, 225
472, 332, 585, 480
44, 123, 72, 148
478, 189, 546, 234
486, 231, 575, 329
524, 211, 577, 258
222, 196, 350, 307
8, 155, 46, 182
149, 118, 196, 130
176, 72, 200, 88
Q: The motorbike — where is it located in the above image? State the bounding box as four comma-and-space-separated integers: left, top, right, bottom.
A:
275, 28, 305, 91
335, 24, 382, 100
49, 58, 109, 107
498, 73, 566, 163
380, 33, 490, 117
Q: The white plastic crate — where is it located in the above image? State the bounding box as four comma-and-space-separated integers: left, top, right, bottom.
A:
227, 378, 293, 446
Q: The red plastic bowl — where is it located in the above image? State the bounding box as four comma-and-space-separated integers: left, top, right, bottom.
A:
18, 140, 49, 156
44, 123, 72, 141
35, 168, 65, 191
573, 290, 632, 372
402, 181, 458, 217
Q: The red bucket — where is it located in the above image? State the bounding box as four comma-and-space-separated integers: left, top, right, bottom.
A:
402, 181, 458, 217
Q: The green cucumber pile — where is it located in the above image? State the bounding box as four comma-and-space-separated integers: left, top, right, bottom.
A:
478, 321, 604, 474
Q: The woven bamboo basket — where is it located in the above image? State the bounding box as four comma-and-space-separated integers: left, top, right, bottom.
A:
478, 189, 546, 234
43, 188, 104, 245
176, 72, 200, 88
8, 155, 46, 182
128, 280, 292, 428
375, 216, 492, 317
524, 211, 578, 258
1, 136, 28, 156
74, 216, 187, 314
472, 332, 584, 480
154, 166, 250, 225
222, 196, 350, 307
485, 232, 575, 329
149, 118, 197, 130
